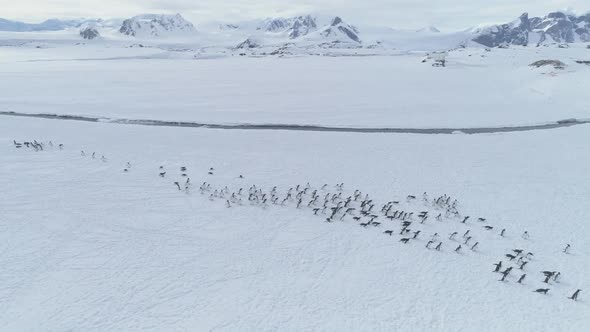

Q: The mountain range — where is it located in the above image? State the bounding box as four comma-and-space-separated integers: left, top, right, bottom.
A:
473, 12, 590, 47
1, 11, 589, 49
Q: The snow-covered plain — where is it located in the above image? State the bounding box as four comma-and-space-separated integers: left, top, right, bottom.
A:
1, 27, 590, 331
1, 115, 589, 331
1, 41, 589, 128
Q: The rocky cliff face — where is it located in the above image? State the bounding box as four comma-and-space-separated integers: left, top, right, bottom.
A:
473, 12, 590, 47
80, 27, 100, 40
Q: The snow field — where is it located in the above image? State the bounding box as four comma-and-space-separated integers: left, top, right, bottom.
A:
1, 117, 589, 331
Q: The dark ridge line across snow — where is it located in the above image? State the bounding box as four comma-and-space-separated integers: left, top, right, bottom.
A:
0, 111, 588, 135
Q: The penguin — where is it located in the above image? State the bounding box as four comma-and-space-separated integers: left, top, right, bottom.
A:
534, 288, 549, 295
512, 249, 524, 256
543, 275, 551, 284
454, 245, 462, 253
493, 261, 502, 272
568, 289, 581, 301
517, 274, 526, 284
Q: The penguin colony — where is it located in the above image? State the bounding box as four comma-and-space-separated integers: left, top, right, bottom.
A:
12, 139, 583, 302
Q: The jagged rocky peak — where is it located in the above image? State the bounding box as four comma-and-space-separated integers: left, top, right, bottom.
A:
119, 13, 196, 37
288, 15, 317, 39
80, 27, 100, 40
320, 16, 361, 43
235, 37, 260, 49
331, 17, 343, 26
518, 12, 530, 30
264, 18, 289, 32
261, 15, 318, 39
473, 11, 590, 47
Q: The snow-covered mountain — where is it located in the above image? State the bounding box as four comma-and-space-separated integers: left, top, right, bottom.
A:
119, 14, 196, 38
0, 18, 103, 32
2, 10, 589, 54
259, 15, 318, 39
230, 15, 363, 51
314, 16, 361, 43
472, 11, 590, 47
235, 37, 261, 49
417, 26, 441, 33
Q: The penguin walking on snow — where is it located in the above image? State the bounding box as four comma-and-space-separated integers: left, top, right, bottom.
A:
493, 261, 502, 272
569, 289, 581, 301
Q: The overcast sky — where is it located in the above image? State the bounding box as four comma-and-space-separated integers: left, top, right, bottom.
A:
1, 0, 588, 30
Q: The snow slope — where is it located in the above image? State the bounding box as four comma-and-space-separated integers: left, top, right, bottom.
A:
0, 45, 589, 128
1, 116, 588, 331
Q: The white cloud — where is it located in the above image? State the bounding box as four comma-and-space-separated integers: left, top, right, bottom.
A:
1, 0, 588, 29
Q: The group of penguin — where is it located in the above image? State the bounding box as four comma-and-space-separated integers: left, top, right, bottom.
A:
13, 139, 583, 303
162, 168, 583, 303
13, 139, 63, 151
493, 243, 581, 300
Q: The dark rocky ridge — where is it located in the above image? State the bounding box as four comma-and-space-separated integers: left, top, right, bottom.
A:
473, 11, 590, 47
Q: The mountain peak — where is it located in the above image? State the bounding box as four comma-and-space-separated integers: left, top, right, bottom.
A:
119, 13, 196, 38
331, 17, 343, 26
473, 11, 589, 47
318, 16, 361, 44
